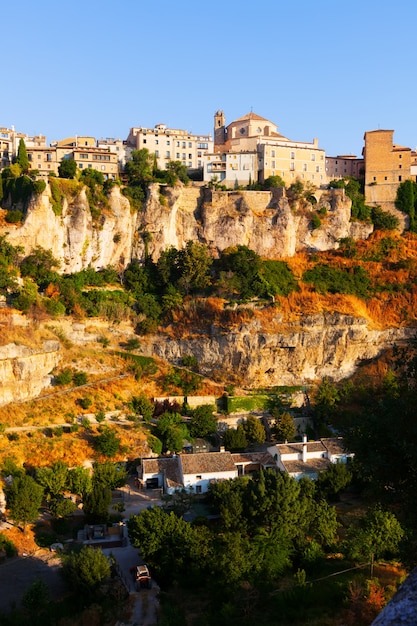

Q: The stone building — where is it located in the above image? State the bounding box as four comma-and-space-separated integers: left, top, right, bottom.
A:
207, 110, 326, 187
363, 129, 412, 210
126, 123, 213, 172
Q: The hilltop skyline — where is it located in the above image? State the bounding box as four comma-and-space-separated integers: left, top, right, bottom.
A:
4, 0, 417, 157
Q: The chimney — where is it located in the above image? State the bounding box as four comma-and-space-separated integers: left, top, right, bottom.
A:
302, 434, 307, 463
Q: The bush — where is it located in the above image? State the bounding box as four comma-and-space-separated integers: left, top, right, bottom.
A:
312, 215, 322, 230
5, 209, 24, 223
95, 427, 120, 457
78, 396, 92, 410
73, 371, 88, 386
55, 368, 73, 385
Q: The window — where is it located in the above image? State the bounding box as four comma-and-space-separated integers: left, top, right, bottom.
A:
155, 140, 159, 145
155, 150, 159, 157
143, 139, 147, 144
166, 151, 170, 158
88, 164, 92, 168
166, 140, 170, 145
303, 163, 307, 171
198, 142, 208, 149
189, 161, 192, 167
272, 160, 276, 168
316, 165, 320, 172
196, 486, 202, 494
101, 165, 105, 170
290, 162, 295, 171
79, 163, 83, 168
176, 141, 180, 147
399, 154, 402, 159
188, 154, 192, 159
373, 176, 376, 181
176, 152, 180, 158
188, 142, 192, 148
385, 176, 388, 180
399, 176, 402, 181
182, 153, 186, 159
290, 151, 295, 159
80, 153, 88, 159
271, 150, 275, 157
182, 142, 186, 148
399, 164, 402, 169
311, 153, 316, 161
197, 151, 202, 157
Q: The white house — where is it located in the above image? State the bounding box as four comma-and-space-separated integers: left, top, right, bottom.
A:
267, 436, 353, 481
139, 450, 238, 495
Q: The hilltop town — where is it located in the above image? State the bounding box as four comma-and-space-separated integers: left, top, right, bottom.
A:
1, 111, 417, 626
2, 110, 416, 212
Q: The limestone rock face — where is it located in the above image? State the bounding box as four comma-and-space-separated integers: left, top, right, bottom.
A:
135, 186, 373, 261
0, 341, 61, 406
146, 313, 414, 386
2, 185, 135, 273
1, 183, 374, 270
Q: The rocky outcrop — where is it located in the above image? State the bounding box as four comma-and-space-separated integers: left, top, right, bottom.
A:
2, 185, 135, 273
0, 341, 61, 406
145, 313, 414, 386
1, 183, 374, 271
135, 185, 373, 261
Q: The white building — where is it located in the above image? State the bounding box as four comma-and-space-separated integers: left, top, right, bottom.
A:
126, 123, 213, 172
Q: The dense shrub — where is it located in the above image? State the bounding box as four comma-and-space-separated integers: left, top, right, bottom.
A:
302, 263, 371, 298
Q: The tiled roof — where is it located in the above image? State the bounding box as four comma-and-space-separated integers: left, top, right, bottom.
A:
283, 457, 330, 475
234, 112, 272, 123
142, 457, 182, 486
231, 452, 276, 467
180, 452, 236, 475
321, 437, 347, 456
278, 442, 326, 456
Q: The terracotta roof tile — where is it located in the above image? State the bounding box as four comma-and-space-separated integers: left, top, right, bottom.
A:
283, 458, 330, 474
180, 452, 236, 475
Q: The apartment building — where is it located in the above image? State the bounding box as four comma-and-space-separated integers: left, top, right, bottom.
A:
325, 155, 364, 180
126, 123, 213, 172
209, 110, 326, 187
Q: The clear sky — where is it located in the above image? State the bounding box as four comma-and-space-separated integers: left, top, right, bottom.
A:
3, 0, 417, 157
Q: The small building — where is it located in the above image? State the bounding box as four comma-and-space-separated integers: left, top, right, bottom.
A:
231, 451, 277, 476
268, 436, 352, 481
139, 450, 237, 495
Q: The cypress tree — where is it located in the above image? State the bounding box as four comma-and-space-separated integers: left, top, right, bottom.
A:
16, 138, 29, 172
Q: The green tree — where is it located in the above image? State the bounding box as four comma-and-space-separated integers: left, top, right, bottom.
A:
156, 411, 189, 453
83, 483, 112, 522
395, 179, 416, 230
36, 461, 69, 500
58, 158, 77, 179
271, 409, 295, 442
166, 160, 189, 185
315, 462, 352, 501
176, 241, 212, 295
6, 474, 44, 531
92, 461, 127, 489
16, 138, 29, 172
95, 427, 121, 457
223, 424, 247, 452
129, 394, 154, 422
347, 507, 404, 576
62, 545, 111, 599
189, 404, 218, 438
263, 175, 285, 189
68, 466, 92, 498
242, 415, 266, 444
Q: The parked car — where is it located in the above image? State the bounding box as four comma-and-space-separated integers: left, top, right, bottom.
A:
134, 564, 151, 589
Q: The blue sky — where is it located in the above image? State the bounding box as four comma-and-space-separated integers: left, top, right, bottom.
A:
4, 0, 417, 157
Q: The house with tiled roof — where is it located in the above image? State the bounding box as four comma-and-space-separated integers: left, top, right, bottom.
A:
231, 451, 276, 476
138, 450, 238, 495
268, 436, 352, 481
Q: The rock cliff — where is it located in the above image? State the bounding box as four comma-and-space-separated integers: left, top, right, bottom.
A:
0, 341, 61, 406
145, 312, 414, 386
135, 185, 373, 261
1, 183, 373, 272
